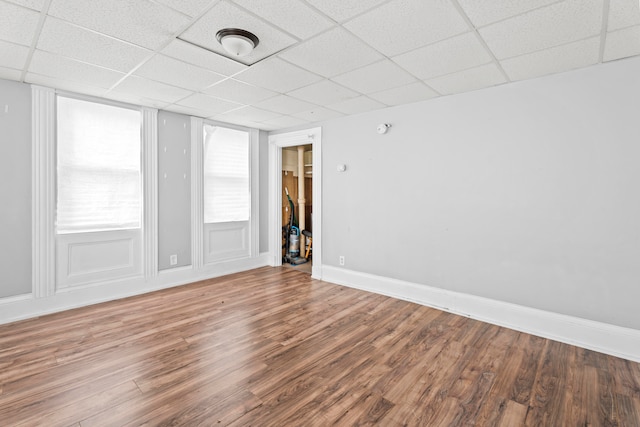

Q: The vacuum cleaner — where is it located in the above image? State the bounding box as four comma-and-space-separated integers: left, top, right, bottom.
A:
283, 187, 308, 265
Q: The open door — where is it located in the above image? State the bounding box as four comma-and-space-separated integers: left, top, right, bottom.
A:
268, 128, 322, 279
281, 145, 312, 273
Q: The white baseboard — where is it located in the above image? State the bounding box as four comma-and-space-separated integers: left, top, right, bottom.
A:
0, 254, 270, 326
321, 266, 640, 363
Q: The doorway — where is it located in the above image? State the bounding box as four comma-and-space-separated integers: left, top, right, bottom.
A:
268, 128, 322, 279
281, 144, 312, 273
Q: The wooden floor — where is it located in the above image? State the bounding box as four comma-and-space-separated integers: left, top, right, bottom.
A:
1, 267, 639, 426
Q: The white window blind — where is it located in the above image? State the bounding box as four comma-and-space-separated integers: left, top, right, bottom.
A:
203, 125, 249, 223
56, 96, 142, 234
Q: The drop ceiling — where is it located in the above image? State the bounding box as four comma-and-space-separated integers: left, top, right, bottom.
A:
1, 0, 639, 131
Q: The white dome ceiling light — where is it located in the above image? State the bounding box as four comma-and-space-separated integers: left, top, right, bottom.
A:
215, 28, 259, 57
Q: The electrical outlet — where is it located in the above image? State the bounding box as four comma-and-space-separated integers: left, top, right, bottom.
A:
169, 254, 178, 265
339, 256, 345, 266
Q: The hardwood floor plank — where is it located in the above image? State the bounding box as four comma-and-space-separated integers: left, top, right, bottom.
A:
82, 351, 267, 426
0, 266, 637, 426
141, 387, 262, 427
612, 358, 640, 398
496, 400, 528, 427
429, 396, 464, 427
474, 336, 527, 425
332, 392, 395, 425
616, 394, 640, 426
525, 340, 572, 426
0, 351, 59, 385
132, 336, 277, 395
296, 358, 391, 424
0, 333, 187, 401
388, 325, 510, 426
595, 365, 619, 426
14, 380, 141, 427
370, 312, 462, 402
231, 377, 327, 426
510, 333, 547, 405
569, 365, 600, 426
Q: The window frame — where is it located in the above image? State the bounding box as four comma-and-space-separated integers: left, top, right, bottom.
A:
202, 123, 251, 224
191, 117, 259, 268
32, 86, 158, 294
54, 94, 144, 235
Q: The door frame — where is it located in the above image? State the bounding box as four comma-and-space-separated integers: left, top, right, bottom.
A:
268, 128, 322, 279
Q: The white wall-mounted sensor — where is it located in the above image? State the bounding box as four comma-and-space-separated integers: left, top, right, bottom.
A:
377, 123, 391, 134
337, 164, 347, 172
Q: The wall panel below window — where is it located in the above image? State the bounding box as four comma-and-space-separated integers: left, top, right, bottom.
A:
56, 229, 142, 288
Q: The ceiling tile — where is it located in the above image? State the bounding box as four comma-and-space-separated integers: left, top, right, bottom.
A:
327, 96, 386, 115
393, 32, 493, 80
37, 17, 152, 73
209, 113, 264, 128
260, 115, 309, 129
218, 117, 267, 129
164, 104, 209, 118
233, 57, 322, 93
176, 93, 243, 115
368, 82, 439, 106
292, 106, 344, 122
179, 1, 297, 65
254, 123, 279, 131
501, 36, 600, 81
279, 27, 383, 77
218, 106, 282, 123
4, 0, 44, 11
203, 78, 278, 104
479, 0, 604, 60
287, 79, 359, 105
253, 95, 317, 115
608, 0, 640, 32
48, 0, 190, 50
24, 72, 107, 97
0, 1, 39, 46
603, 25, 640, 62
111, 75, 194, 103
135, 54, 225, 91
1, 0, 628, 130
29, 50, 125, 89
331, 60, 417, 94
161, 39, 246, 77
345, 0, 469, 56
232, 0, 334, 39
458, 0, 559, 28
103, 92, 170, 110
0, 66, 23, 81
426, 63, 506, 95
154, 0, 215, 17
305, 0, 388, 22
0, 40, 29, 69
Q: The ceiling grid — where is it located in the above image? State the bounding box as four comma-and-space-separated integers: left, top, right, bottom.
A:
0, 0, 638, 130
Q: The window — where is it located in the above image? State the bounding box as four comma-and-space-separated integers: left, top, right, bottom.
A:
203, 124, 250, 223
56, 96, 142, 234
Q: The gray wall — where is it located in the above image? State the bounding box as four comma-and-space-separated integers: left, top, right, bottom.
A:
258, 130, 269, 253
0, 79, 32, 297
320, 56, 640, 330
0, 81, 266, 294
158, 111, 191, 270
